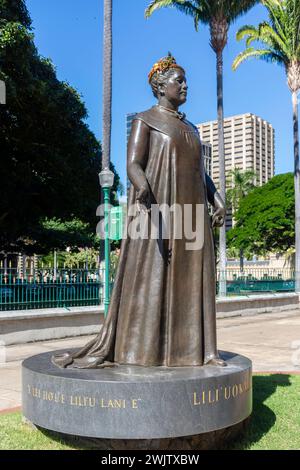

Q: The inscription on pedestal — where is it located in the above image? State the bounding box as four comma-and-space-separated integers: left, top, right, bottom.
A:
27, 385, 142, 409
22, 350, 252, 439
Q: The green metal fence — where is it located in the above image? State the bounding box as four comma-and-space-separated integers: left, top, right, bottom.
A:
0, 268, 107, 311
0, 267, 296, 311
217, 268, 295, 296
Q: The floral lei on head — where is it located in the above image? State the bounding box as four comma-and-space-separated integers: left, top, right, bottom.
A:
148, 52, 185, 83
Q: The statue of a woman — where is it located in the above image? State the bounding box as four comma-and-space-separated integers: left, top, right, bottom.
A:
53, 54, 226, 369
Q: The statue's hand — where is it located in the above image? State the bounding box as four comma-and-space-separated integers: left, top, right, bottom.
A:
136, 184, 151, 214
212, 192, 226, 228
212, 205, 226, 228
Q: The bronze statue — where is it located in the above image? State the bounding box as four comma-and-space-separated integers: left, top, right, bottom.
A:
53, 54, 226, 369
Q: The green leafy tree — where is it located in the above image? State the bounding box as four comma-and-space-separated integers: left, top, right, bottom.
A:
0, 0, 31, 26
0, 0, 121, 253
227, 173, 295, 256
39, 248, 99, 269
64, 248, 100, 269
145, 0, 259, 294
233, 0, 300, 289
31, 218, 99, 255
226, 167, 256, 269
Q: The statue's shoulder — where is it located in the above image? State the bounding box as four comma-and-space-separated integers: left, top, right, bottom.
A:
133, 107, 159, 127
133, 106, 175, 136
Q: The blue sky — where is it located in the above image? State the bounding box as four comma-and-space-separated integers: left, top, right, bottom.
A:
26, 0, 294, 188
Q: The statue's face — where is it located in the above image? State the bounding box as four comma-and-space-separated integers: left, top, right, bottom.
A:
161, 69, 188, 106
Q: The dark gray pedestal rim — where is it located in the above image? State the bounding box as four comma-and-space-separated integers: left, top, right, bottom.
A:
22, 350, 252, 439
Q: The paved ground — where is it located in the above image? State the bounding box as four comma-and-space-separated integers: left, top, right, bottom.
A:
0, 309, 300, 412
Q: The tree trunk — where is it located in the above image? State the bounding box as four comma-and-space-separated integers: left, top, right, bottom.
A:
293, 91, 300, 292
216, 50, 227, 296
102, 0, 112, 171
102, 0, 113, 314
239, 248, 244, 273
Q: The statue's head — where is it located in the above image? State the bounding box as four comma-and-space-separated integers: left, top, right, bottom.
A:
148, 53, 187, 106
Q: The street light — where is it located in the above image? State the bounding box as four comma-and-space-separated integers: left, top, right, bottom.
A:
99, 168, 114, 316
99, 168, 114, 189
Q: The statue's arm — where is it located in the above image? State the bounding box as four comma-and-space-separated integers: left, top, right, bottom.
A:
205, 173, 226, 227
127, 119, 150, 192
205, 173, 217, 207
198, 132, 225, 226
205, 174, 224, 208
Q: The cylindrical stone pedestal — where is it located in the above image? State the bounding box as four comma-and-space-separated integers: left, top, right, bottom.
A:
22, 350, 252, 448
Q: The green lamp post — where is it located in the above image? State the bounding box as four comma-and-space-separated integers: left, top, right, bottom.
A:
99, 168, 114, 316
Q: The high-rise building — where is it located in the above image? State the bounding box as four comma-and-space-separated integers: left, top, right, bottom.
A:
126, 113, 137, 143
197, 113, 275, 188
202, 141, 212, 177
197, 113, 275, 229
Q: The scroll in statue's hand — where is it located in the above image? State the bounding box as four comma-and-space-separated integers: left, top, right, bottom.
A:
136, 184, 151, 214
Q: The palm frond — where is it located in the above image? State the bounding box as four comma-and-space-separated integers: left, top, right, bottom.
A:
262, 0, 282, 8
235, 0, 300, 73
263, 0, 289, 47
236, 21, 288, 55
236, 24, 259, 47
145, 0, 176, 17
287, 0, 300, 58
258, 21, 291, 57
192, 0, 213, 25
145, 0, 200, 25
222, 0, 260, 24
146, 1, 259, 27
192, 1, 260, 25
232, 47, 284, 70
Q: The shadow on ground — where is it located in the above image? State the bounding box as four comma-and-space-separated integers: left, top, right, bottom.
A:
223, 374, 292, 450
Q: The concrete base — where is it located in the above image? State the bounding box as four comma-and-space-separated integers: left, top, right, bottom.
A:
22, 350, 252, 440
217, 293, 299, 318
0, 306, 104, 345
1, 293, 299, 346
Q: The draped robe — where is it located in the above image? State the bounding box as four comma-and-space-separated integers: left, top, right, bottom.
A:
53, 106, 218, 369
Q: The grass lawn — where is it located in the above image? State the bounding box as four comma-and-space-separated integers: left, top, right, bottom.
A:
227, 374, 300, 450
0, 374, 299, 450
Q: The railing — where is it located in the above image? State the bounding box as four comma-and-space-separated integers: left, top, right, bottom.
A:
0, 268, 108, 311
217, 268, 295, 296
0, 267, 296, 311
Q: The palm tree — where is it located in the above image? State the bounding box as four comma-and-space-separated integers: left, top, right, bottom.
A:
226, 168, 256, 270
103, 0, 113, 172
227, 168, 256, 213
145, 0, 259, 296
233, 0, 300, 291
101, 0, 114, 315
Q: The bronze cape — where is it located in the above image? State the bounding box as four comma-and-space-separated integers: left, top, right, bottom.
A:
53, 106, 218, 369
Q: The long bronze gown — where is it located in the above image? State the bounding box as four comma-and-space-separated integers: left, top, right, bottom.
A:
53, 106, 218, 369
